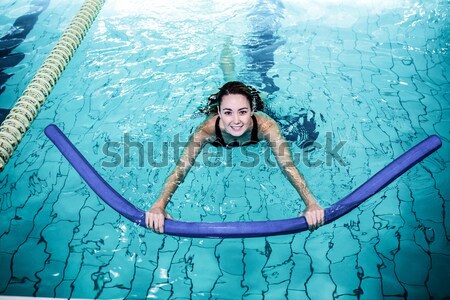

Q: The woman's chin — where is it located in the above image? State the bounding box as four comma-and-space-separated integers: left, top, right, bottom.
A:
227, 127, 245, 136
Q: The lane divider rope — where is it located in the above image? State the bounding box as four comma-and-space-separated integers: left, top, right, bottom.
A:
0, 0, 105, 171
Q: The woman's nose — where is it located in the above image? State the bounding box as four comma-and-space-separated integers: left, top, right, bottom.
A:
233, 114, 240, 123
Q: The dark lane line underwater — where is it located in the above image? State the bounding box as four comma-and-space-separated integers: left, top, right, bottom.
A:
242, 0, 285, 95
0, 0, 50, 123
241, 0, 320, 149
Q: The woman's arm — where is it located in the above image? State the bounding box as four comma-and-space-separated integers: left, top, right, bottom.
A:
260, 116, 324, 230
146, 121, 211, 233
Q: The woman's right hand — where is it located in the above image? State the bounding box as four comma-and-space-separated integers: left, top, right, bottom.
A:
145, 206, 173, 234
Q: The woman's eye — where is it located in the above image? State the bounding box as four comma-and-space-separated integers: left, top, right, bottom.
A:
224, 111, 232, 115
239, 110, 248, 115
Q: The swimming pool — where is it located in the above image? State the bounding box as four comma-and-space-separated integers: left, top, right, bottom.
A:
1, 0, 449, 299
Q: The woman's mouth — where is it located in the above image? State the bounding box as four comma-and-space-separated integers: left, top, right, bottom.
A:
229, 125, 243, 132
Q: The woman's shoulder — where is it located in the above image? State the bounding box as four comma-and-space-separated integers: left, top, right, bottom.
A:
196, 114, 218, 137
254, 112, 278, 133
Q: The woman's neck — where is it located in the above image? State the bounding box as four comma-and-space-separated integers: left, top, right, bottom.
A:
218, 116, 254, 144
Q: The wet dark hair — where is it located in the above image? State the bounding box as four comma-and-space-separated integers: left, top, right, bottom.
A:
200, 81, 264, 115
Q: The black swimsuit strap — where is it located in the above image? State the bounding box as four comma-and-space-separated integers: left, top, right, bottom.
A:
214, 116, 226, 145
250, 114, 259, 142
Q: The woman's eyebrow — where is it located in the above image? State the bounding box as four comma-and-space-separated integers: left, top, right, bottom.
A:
222, 107, 249, 111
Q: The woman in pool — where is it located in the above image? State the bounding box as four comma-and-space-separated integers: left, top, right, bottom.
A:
146, 81, 325, 233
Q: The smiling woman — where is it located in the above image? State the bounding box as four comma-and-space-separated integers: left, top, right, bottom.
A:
146, 81, 325, 233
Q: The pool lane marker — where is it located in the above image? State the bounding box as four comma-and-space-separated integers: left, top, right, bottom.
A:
45, 124, 442, 238
0, 0, 105, 172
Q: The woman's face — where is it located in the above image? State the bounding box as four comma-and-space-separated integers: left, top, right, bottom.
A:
218, 94, 253, 137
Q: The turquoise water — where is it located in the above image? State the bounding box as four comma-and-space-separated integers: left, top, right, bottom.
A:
0, 0, 449, 299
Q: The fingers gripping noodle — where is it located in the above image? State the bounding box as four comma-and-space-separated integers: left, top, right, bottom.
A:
44, 124, 442, 238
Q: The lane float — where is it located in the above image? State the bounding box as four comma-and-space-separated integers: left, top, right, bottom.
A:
45, 124, 441, 238
0, 0, 105, 171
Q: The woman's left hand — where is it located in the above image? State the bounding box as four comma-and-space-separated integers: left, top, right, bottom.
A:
299, 203, 325, 231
